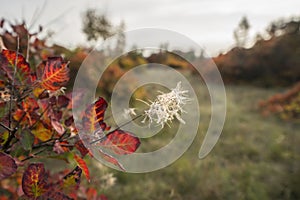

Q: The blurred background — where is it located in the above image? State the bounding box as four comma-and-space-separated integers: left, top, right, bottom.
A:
0, 0, 299, 199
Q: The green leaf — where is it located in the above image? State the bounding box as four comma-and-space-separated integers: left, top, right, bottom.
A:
0, 130, 9, 147
21, 129, 34, 151
10, 142, 27, 157
62, 166, 82, 195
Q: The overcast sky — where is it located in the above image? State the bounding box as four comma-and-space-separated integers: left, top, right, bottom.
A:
0, 0, 299, 55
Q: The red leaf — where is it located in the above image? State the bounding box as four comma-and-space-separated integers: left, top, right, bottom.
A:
0, 49, 32, 83
64, 116, 74, 127
98, 149, 125, 171
75, 140, 89, 157
22, 97, 39, 111
39, 57, 69, 91
99, 194, 109, 200
99, 130, 140, 155
0, 152, 17, 180
86, 187, 98, 200
57, 95, 70, 108
82, 97, 109, 133
22, 163, 49, 198
43, 191, 72, 200
73, 154, 90, 182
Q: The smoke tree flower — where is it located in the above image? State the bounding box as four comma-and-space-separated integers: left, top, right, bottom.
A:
123, 108, 137, 119
140, 82, 190, 128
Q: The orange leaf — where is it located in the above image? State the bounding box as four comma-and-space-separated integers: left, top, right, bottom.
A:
73, 154, 90, 182
82, 97, 109, 133
21, 97, 39, 111
0, 49, 33, 83
22, 163, 49, 198
39, 57, 69, 91
13, 97, 39, 126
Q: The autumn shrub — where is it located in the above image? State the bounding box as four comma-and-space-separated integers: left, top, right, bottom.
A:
258, 81, 300, 121
0, 20, 140, 199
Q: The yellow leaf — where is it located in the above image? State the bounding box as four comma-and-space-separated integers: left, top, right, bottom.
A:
31, 122, 52, 141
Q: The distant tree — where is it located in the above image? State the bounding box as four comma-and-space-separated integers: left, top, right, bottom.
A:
284, 20, 300, 34
267, 22, 277, 37
159, 42, 169, 53
114, 20, 126, 55
266, 17, 300, 37
233, 16, 250, 48
82, 9, 114, 41
255, 33, 263, 42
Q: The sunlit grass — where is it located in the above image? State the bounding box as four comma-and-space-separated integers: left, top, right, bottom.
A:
100, 83, 300, 200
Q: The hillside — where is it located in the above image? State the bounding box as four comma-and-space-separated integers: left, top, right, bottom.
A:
214, 19, 300, 87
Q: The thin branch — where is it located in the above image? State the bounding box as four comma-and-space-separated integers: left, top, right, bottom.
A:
13, 111, 26, 131
89, 114, 143, 145
60, 144, 75, 148
0, 122, 12, 132
20, 148, 47, 162
2, 111, 26, 151
26, 34, 30, 62
44, 6, 75, 27
8, 37, 19, 131
32, 138, 57, 149
3, 37, 20, 151
28, 104, 50, 130
28, 0, 47, 30
111, 114, 143, 132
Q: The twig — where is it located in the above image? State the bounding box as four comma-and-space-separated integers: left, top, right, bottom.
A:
3, 37, 20, 151
20, 148, 47, 162
60, 144, 75, 148
89, 114, 143, 145
32, 138, 56, 149
28, 0, 47, 30
26, 34, 30, 62
0, 122, 12, 132
28, 104, 50, 130
8, 37, 19, 131
111, 114, 143, 132
14, 111, 26, 130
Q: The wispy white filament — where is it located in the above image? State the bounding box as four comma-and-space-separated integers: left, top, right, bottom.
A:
122, 108, 137, 119
140, 82, 190, 128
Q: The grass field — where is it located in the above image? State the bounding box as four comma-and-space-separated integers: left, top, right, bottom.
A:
93, 83, 300, 200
